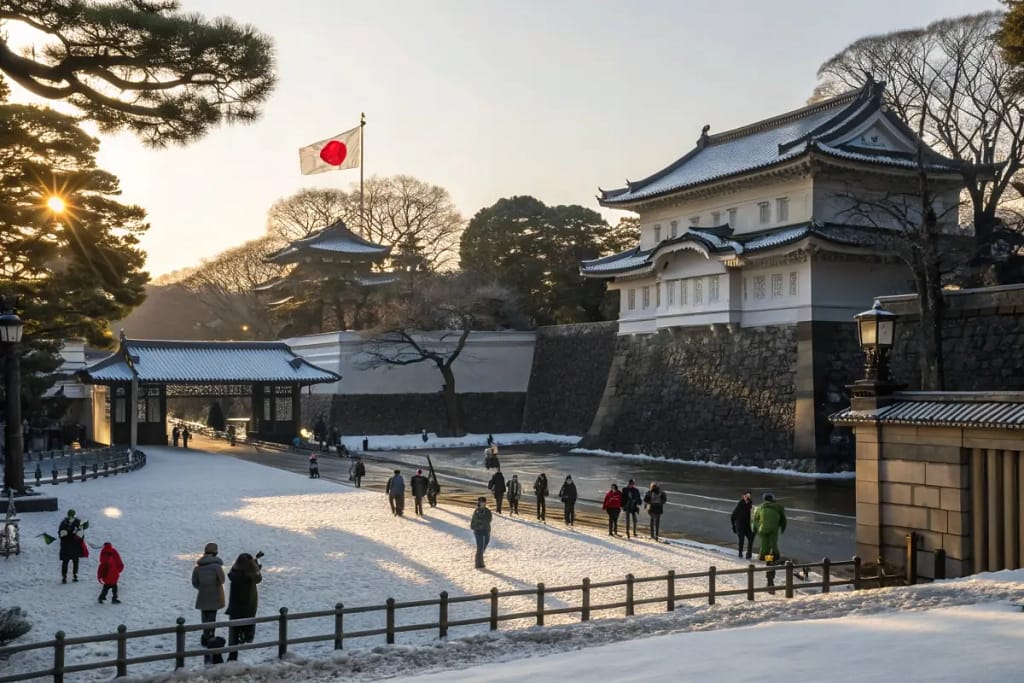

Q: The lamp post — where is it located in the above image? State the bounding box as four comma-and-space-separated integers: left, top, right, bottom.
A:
850, 300, 898, 411
1, 298, 25, 493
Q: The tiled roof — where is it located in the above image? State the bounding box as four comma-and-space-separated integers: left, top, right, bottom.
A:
266, 220, 390, 264
599, 80, 961, 206
830, 394, 1024, 430
80, 339, 340, 384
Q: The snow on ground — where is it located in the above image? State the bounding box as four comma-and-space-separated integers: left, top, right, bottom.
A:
6, 445, 1022, 683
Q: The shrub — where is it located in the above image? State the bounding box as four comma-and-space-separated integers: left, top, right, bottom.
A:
0, 606, 31, 647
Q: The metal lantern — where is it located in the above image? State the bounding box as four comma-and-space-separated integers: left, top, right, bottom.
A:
0, 310, 24, 344
854, 300, 897, 382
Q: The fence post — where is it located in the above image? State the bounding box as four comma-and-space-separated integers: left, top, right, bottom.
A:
80, 464, 87, 482
54, 631, 65, 683
334, 603, 344, 650
853, 556, 862, 590
536, 582, 545, 626
439, 592, 448, 639
625, 574, 635, 616
934, 548, 946, 580
708, 566, 716, 605
822, 558, 831, 594
906, 533, 918, 585
489, 588, 499, 631
666, 570, 675, 612
278, 607, 289, 657
67, 465, 73, 483
581, 578, 591, 622
174, 617, 186, 669
52, 467, 58, 484
785, 561, 795, 599
92, 463, 98, 479
747, 564, 755, 601
116, 624, 127, 677
386, 599, 395, 644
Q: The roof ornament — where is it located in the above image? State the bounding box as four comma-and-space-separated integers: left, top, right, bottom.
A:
697, 124, 711, 148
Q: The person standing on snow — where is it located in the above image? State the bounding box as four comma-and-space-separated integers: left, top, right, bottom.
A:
172, 425, 180, 448
97, 541, 124, 603
558, 475, 578, 526
643, 483, 667, 541
602, 483, 623, 536
505, 474, 522, 515
731, 490, 755, 559
308, 452, 320, 478
352, 457, 366, 488
411, 469, 429, 516
182, 426, 191, 448
752, 492, 787, 561
533, 473, 549, 522
621, 480, 642, 539
427, 473, 441, 507
58, 509, 85, 583
191, 542, 226, 654
488, 468, 506, 514
470, 497, 493, 569
225, 552, 262, 661
388, 470, 406, 516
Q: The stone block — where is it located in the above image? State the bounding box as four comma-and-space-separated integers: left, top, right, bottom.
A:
925, 463, 967, 489
947, 511, 969, 536
879, 460, 926, 485
880, 482, 912, 505
942, 534, 970, 561
884, 426, 962, 447
881, 544, 905, 568
962, 429, 1024, 452
943, 557, 969, 579
928, 509, 948, 534
883, 503, 929, 530
856, 441, 881, 462
858, 457, 879, 483
856, 501, 879, 524
939, 487, 969, 512
882, 525, 912, 549
913, 486, 940, 508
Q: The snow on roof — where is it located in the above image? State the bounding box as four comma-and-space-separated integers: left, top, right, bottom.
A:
80, 339, 340, 384
831, 393, 1024, 429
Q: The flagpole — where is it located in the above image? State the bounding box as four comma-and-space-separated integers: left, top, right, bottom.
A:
359, 112, 366, 233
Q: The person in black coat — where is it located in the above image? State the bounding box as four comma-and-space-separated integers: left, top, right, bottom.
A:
411, 470, 429, 516
731, 490, 755, 559
488, 469, 506, 514
643, 483, 667, 541
225, 553, 263, 661
352, 458, 366, 488
621, 480, 643, 539
558, 475, 578, 526
58, 509, 85, 583
533, 473, 549, 522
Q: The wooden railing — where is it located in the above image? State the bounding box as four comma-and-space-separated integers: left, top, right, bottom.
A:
0, 557, 864, 682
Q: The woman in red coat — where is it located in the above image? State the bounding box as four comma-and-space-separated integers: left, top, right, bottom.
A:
97, 542, 124, 604
602, 484, 623, 536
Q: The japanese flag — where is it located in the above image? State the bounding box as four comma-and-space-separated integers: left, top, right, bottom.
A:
299, 125, 361, 175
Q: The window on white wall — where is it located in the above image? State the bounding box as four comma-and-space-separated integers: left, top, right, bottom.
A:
670, 220, 678, 238
776, 197, 789, 222
681, 280, 688, 305
728, 208, 737, 225
694, 279, 703, 304
711, 211, 721, 225
667, 280, 675, 305
653, 224, 662, 243
789, 271, 798, 296
758, 202, 770, 224
709, 275, 720, 303
771, 273, 783, 297
628, 289, 636, 310
754, 275, 766, 299
642, 286, 650, 308
690, 215, 700, 226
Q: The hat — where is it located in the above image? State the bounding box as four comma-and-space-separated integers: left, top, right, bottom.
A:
417, 470, 423, 475
67, 509, 76, 517
628, 479, 635, 485
394, 469, 400, 475
477, 496, 487, 503
204, 542, 219, 555
763, 492, 774, 501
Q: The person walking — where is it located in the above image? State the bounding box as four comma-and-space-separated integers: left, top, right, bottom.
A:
411, 470, 429, 516
225, 552, 262, 661
643, 483, 667, 541
182, 427, 191, 449
506, 474, 522, 515
388, 470, 406, 517
470, 497, 493, 569
191, 543, 226, 660
385, 471, 397, 515
421, 428, 428, 443
427, 473, 441, 508
731, 490, 755, 559
352, 457, 366, 488
752, 492, 787, 561
172, 425, 180, 448
308, 453, 320, 479
533, 473, 548, 522
488, 468, 506, 514
97, 541, 124, 604
621, 480, 642, 539
602, 483, 623, 536
58, 509, 85, 583
558, 475, 578, 527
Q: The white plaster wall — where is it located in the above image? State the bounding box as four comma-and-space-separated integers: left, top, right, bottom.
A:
810, 259, 914, 315
286, 330, 537, 395
813, 174, 962, 232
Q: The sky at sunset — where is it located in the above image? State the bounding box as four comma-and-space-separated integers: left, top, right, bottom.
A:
6, 0, 1002, 276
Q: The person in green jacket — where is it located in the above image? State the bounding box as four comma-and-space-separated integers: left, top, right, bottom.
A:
752, 492, 787, 561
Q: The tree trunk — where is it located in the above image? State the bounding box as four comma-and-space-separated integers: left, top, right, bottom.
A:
439, 363, 463, 436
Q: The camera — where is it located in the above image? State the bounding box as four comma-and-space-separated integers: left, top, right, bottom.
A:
255, 551, 264, 559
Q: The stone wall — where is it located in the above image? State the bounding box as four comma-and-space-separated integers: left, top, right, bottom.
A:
521, 322, 617, 435
583, 324, 810, 469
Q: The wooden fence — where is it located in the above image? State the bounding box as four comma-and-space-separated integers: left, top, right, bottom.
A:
0, 557, 864, 682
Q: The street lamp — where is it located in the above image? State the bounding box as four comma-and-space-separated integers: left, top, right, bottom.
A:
1, 298, 25, 493
854, 300, 897, 382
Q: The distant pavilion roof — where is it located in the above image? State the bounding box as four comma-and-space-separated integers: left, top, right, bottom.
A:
79, 338, 341, 385
599, 79, 963, 207
266, 220, 391, 265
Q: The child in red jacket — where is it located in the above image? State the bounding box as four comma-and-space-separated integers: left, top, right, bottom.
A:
97, 542, 124, 604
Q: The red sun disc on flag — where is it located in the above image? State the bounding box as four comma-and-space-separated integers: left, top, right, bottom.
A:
319, 140, 348, 166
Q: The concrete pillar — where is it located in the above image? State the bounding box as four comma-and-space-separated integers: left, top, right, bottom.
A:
987, 449, 1003, 570
971, 448, 987, 574
1004, 451, 1019, 570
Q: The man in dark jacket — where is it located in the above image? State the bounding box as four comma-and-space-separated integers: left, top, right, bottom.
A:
506, 474, 522, 515
411, 470, 429, 516
731, 490, 755, 559
191, 542, 226, 658
427, 474, 441, 507
533, 473, 548, 521
621, 480, 642, 539
58, 509, 85, 583
488, 469, 506, 514
558, 476, 578, 526
470, 497, 493, 569
643, 483, 667, 541
387, 470, 406, 516
352, 458, 366, 488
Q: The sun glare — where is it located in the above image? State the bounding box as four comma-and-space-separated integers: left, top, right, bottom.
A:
46, 195, 66, 213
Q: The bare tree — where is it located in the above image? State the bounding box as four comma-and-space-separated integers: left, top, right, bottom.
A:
180, 235, 282, 337
815, 12, 1020, 267
265, 188, 353, 242
359, 273, 525, 435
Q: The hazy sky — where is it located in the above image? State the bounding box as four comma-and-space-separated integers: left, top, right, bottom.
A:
17, 0, 1001, 276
